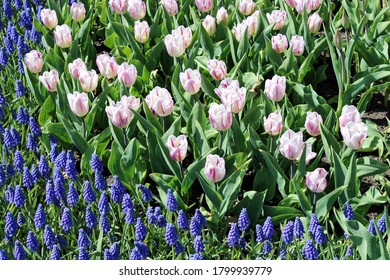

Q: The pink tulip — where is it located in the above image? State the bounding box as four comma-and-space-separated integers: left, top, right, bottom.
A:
238, 0, 255, 15
304, 143, 317, 165
172, 26, 192, 48
105, 101, 132, 128
120, 95, 141, 111
207, 59, 227, 80
164, 34, 186, 57
305, 112, 323, 136
279, 129, 305, 161
96, 54, 118, 79
205, 154, 225, 183
117, 62, 137, 87
246, 12, 259, 36
68, 58, 87, 79
203, 15, 217, 35
70, 2, 86, 22
145, 87, 174, 117
306, 168, 328, 193
271, 34, 288, 53
67, 91, 89, 117
40, 9, 58, 29
232, 22, 248, 42
24, 50, 43, 74
78, 70, 98, 92
264, 75, 286, 102
214, 78, 240, 97
39, 70, 59, 92
285, 0, 296, 8
307, 0, 321, 11
209, 103, 232, 131
263, 110, 283, 136
179, 69, 201, 94
127, 0, 146, 20
166, 135, 188, 162
195, 0, 213, 12
53, 24, 72, 48
341, 121, 368, 150
290, 35, 305, 56
216, 7, 228, 25
308, 12, 322, 33
134, 20, 150, 43
266, 10, 287, 30
215, 79, 246, 113
339, 105, 362, 129
295, 0, 313, 14
162, 0, 179, 16
109, 0, 127, 14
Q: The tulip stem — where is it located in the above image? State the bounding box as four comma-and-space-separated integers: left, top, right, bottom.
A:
123, 128, 128, 147
312, 192, 317, 214
81, 117, 86, 139
179, 161, 184, 180
162, 117, 166, 133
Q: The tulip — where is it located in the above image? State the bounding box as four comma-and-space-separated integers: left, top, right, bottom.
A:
53, 24, 72, 48
232, 22, 248, 42
266, 10, 286, 30
215, 78, 240, 97
238, 0, 255, 15
166, 135, 188, 162
271, 34, 288, 53
172, 26, 192, 48
145, 87, 174, 117
179, 69, 201, 95
308, 12, 322, 33
117, 62, 137, 87
203, 15, 216, 36
279, 129, 305, 161
67, 91, 89, 117
164, 34, 186, 57
285, 0, 296, 8
209, 103, 232, 131
39, 70, 59, 92
195, 0, 213, 12
24, 50, 43, 74
205, 154, 225, 183
127, 0, 146, 20
216, 7, 228, 25
290, 35, 305, 56
306, 168, 328, 193
295, 0, 319, 14
307, 0, 321, 11
304, 143, 317, 165
79, 70, 98, 92
134, 20, 150, 43
341, 121, 368, 150
40, 9, 58, 29
263, 110, 283, 136
339, 105, 361, 128
264, 75, 286, 102
109, 0, 127, 14
162, 0, 178, 16
105, 101, 132, 128
70, 2, 86, 22
207, 59, 227, 80
96, 54, 118, 79
120, 95, 141, 111
68, 58, 87, 79
246, 12, 259, 36
305, 112, 323, 136
215, 80, 246, 113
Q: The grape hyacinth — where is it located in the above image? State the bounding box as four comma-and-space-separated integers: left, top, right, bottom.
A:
91, 153, 103, 172
55, 151, 67, 169
14, 241, 26, 260
309, 214, 319, 237
94, 172, 107, 191
15, 80, 26, 98
26, 230, 39, 252
256, 224, 264, 243
14, 150, 24, 172
67, 183, 79, 208
125, 208, 136, 225
100, 215, 110, 234
85, 206, 97, 229
50, 245, 61, 260
190, 217, 202, 237
166, 189, 178, 212
98, 191, 109, 216
78, 247, 90, 260
314, 225, 327, 246
227, 223, 240, 248
194, 236, 204, 253
146, 207, 157, 225
5, 211, 18, 239
60, 208, 73, 234
377, 214, 386, 233
135, 218, 147, 241
177, 210, 189, 230
157, 214, 167, 228
346, 245, 353, 258
22, 167, 33, 189
134, 241, 148, 259
44, 225, 56, 250
194, 209, 206, 228
175, 241, 184, 256
39, 155, 50, 178
13, 185, 25, 208
109, 242, 120, 260
34, 204, 46, 230
83, 181, 96, 204
0, 250, 8, 260
293, 217, 305, 239
282, 221, 294, 245
65, 158, 78, 181
45, 180, 57, 206
344, 202, 354, 220
17, 212, 25, 226
165, 223, 178, 246
78, 229, 90, 248
121, 193, 134, 214
138, 184, 153, 202
238, 208, 250, 232
302, 239, 318, 260
31, 164, 40, 183
110, 176, 125, 204
368, 219, 377, 236
262, 240, 272, 255
263, 216, 274, 240
5, 185, 15, 204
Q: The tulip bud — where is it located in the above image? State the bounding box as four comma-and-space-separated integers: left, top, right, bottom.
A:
105, 101, 132, 128
40, 9, 58, 29
120, 95, 141, 111
53, 24, 72, 48
341, 121, 368, 150
232, 22, 248, 42
39, 70, 60, 92
70, 2, 86, 22
341, 10, 350, 30
166, 135, 188, 162
117, 62, 137, 87
246, 12, 259, 36
279, 129, 305, 161
216, 7, 228, 25
109, 0, 127, 14
127, 0, 146, 20
304, 143, 317, 165
263, 110, 283, 136
68, 58, 87, 79
295, 0, 315, 14
307, 12, 323, 34
333, 29, 342, 49
266, 10, 286, 30
172, 26, 192, 48
134, 20, 150, 43
238, 0, 255, 15
214, 78, 240, 97
203, 15, 216, 36
284, 0, 296, 8
67, 91, 89, 117
164, 34, 186, 57
215, 79, 246, 113
205, 154, 225, 183
209, 102, 232, 131
24, 50, 43, 74
162, 0, 179, 16
264, 74, 286, 102
339, 105, 362, 129
271, 34, 288, 53
290, 35, 305, 56
79, 70, 99, 92
96, 54, 118, 79
308, 0, 321, 11
305, 112, 323, 136
145, 87, 174, 117
179, 69, 201, 95
306, 168, 328, 193
195, 0, 213, 12
207, 59, 227, 80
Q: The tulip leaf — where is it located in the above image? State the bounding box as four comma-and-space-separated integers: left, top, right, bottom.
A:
57, 113, 89, 154
260, 150, 289, 198
38, 94, 56, 126
263, 205, 303, 225
197, 174, 222, 212
356, 157, 389, 178
316, 185, 348, 220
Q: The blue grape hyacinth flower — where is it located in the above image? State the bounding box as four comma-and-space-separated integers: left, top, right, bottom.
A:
238, 208, 250, 232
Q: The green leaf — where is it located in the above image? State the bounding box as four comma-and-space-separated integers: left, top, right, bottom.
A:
320, 124, 341, 162
332, 149, 347, 189
38, 94, 56, 126
237, 27, 249, 59
356, 157, 389, 178
316, 185, 347, 220
263, 205, 303, 225
197, 174, 222, 211
150, 173, 187, 210
199, 24, 214, 58
260, 150, 289, 198
200, 74, 219, 101
57, 113, 89, 154
291, 179, 311, 217
344, 152, 358, 199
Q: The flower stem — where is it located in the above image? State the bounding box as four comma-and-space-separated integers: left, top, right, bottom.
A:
179, 161, 184, 180
312, 192, 317, 214
81, 117, 86, 139
123, 128, 128, 147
